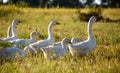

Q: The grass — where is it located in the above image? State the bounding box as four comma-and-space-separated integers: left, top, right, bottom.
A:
0, 5, 120, 73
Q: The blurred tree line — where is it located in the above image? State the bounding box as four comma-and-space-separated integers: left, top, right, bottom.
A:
0, 0, 120, 8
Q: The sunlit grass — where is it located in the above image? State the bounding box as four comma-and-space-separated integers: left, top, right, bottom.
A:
0, 5, 120, 73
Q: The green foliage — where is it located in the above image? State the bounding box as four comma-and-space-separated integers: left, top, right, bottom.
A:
73, 7, 120, 22
16, 2, 29, 8
5, 0, 81, 8
1, 0, 120, 8
73, 7, 103, 22
86, 0, 94, 5
52, 0, 80, 8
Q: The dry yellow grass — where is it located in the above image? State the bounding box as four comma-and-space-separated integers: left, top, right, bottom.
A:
0, 5, 120, 73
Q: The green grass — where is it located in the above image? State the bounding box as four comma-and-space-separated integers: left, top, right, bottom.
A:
0, 5, 120, 73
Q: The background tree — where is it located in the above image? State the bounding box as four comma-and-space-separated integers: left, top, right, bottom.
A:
0, 0, 2, 4
1, 0, 120, 8
24, 0, 40, 7
85, 0, 94, 6
109, 0, 120, 8
52, 0, 80, 8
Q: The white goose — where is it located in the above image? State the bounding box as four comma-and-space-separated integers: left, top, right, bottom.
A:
71, 37, 82, 44
11, 31, 40, 48
68, 16, 96, 56
41, 38, 71, 59
0, 19, 20, 42
29, 20, 60, 53
0, 46, 29, 61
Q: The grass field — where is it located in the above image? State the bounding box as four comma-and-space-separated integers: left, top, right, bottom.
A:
0, 5, 120, 73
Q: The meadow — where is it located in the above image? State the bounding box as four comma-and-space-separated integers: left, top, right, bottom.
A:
0, 5, 120, 73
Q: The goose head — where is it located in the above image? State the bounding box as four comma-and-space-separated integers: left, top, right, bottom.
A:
12, 19, 20, 29
62, 38, 71, 44
35, 31, 41, 36
30, 31, 41, 40
32, 31, 40, 36
12, 19, 20, 25
89, 16, 96, 25
71, 37, 82, 44
62, 38, 71, 49
49, 20, 60, 26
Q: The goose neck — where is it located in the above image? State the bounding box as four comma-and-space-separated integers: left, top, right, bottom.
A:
48, 24, 54, 40
7, 25, 12, 38
11, 22, 17, 37
30, 33, 35, 41
88, 21, 94, 40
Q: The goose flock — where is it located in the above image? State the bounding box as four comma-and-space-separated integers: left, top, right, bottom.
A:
0, 16, 96, 61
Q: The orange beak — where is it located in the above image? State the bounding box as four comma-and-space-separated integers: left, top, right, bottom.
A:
56, 22, 60, 25
19, 20, 21, 23
69, 42, 72, 44
94, 16, 98, 19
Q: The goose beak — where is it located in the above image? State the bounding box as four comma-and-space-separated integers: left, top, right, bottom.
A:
19, 20, 21, 23
39, 35, 43, 38
94, 16, 98, 20
39, 35, 41, 38
16, 20, 21, 25
56, 22, 60, 25
69, 41, 72, 44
